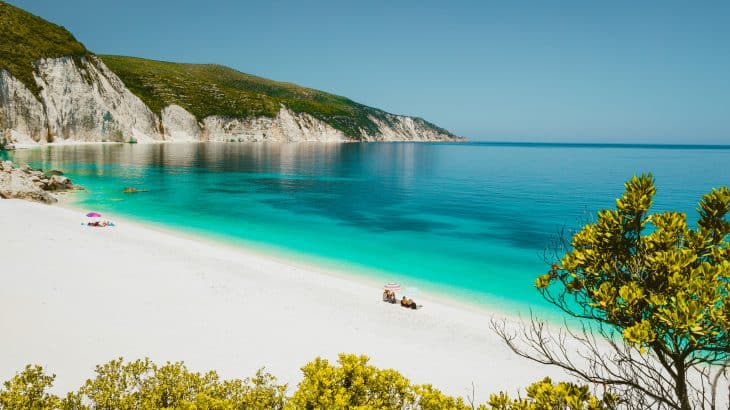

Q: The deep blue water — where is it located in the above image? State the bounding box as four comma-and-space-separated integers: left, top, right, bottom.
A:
5, 142, 730, 314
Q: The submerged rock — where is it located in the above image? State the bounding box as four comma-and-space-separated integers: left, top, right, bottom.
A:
123, 186, 149, 193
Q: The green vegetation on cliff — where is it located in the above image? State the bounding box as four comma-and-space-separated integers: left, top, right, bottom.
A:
0, 1, 456, 140
0, 1, 89, 96
100, 55, 453, 139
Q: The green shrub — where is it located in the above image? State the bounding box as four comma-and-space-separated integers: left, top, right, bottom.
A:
0, 365, 61, 410
0, 356, 617, 410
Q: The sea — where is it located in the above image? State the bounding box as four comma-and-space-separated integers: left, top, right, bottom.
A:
4, 142, 729, 315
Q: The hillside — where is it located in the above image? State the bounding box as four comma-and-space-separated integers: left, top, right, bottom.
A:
0, 1, 460, 143
0, 1, 88, 96
99, 56, 453, 139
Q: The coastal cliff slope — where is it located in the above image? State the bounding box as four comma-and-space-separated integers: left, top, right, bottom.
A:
0, 2, 461, 145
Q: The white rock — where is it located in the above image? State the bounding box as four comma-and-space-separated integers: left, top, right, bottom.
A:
0, 70, 48, 144
34, 56, 161, 143
202, 106, 350, 142
366, 114, 463, 142
161, 104, 201, 142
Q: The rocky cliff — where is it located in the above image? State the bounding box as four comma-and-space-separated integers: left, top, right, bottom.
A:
0, 2, 463, 145
0, 56, 348, 145
1, 57, 461, 145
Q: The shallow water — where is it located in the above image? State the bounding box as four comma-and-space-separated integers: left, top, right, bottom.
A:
5, 142, 730, 314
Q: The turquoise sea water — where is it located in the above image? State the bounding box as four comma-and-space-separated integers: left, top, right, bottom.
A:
4, 142, 730, 315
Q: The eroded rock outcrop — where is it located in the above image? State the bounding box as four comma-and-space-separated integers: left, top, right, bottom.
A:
34, 56, 162, 143
366, 114, 458, 142
161, 104, 201, 142
0, 70, 49, 144
0, 160, 82, 203
202, 107, 349, 142
1, 57, 162, 144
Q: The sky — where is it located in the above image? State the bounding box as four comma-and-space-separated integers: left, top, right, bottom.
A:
7, 0, 730, 143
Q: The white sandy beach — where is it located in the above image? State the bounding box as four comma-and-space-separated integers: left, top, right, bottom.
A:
0, 199, 568, 402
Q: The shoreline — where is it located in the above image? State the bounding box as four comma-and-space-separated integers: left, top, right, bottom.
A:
8, 139, 469, 150
55, 193, 543, 323
2, 149, 558, 322
0, 197, 570, 402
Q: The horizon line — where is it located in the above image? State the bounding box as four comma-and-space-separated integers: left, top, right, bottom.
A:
456, 141, 730, 150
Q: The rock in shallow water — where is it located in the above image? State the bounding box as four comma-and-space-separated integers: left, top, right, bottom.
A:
0, 161, 81, 203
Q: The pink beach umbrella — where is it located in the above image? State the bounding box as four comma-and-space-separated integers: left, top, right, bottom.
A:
383, 282, 402, 293
86, 212, 102, 218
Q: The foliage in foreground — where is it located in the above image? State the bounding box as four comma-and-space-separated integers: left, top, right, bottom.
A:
487, 378, 617, 410
0, 354, 612, 410
496, 174, 730, 410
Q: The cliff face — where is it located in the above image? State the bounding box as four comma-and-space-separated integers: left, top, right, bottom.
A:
366, 114, 460, 142
0, 68, 48, 145
0, 1, 462, 146
1, 58, 347, 145
1, 57, 460, 145
1, 56, 161, 144
35, 56, 162, 143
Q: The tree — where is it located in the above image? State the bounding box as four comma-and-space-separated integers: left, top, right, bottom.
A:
488, 377, 616, 410
0, 365, 61, 410
493, 174, 730, 409
287, 353, 471, 410
75, 357, 286, 409
0, 356, 614, 410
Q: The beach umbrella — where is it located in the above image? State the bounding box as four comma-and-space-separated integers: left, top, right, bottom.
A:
86, 212, 102, 218
383, 282, 402, 293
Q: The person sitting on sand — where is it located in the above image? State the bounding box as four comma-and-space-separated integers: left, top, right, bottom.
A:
389, 292, 397, 304
383, 289, 390, 302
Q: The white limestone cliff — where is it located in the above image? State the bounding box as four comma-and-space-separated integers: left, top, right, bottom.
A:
161, 104, 201, 142
366, 114, 458, 141
34, 56, 162, 143
1, 57, 461, 146
202, 107, 349, 142
0, 69, 48, 145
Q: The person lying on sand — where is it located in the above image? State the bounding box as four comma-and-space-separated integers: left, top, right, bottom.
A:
400, 296, 418, 309
87, 220, 114, 228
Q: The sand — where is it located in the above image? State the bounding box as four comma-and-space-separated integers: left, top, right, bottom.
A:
0, 199, 568, 402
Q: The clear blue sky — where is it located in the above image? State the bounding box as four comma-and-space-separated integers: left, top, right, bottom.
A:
8, 0, 730, 143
